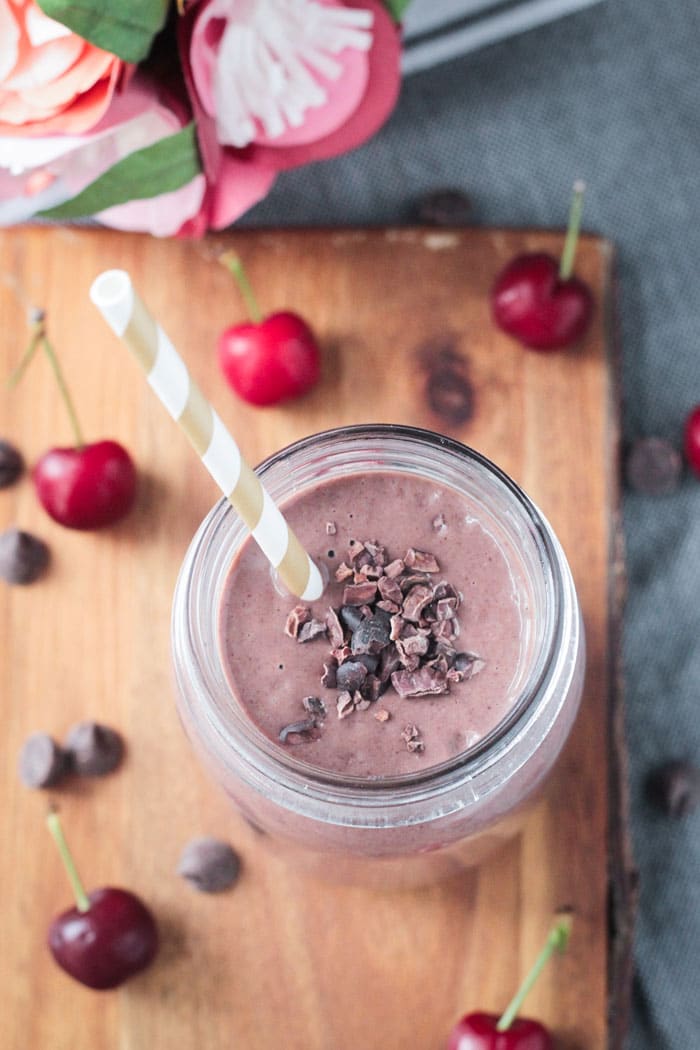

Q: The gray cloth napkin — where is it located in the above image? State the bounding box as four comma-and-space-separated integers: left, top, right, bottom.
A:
243, 1, 700, 1046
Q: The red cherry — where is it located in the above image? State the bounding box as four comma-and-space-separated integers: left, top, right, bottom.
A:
491, 181, 593, 351
218, 310, 321, 406
33, 440, 137, 530
49, 886, 159, 990
491, 252, 593, 350
447, 1012, 552, 1050
683, 404, 700, 476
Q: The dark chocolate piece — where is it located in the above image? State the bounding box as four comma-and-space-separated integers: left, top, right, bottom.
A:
64, 721, 124, 776
18, 732, 68, 789
302, 696, 327, 718
625, 436, 682, 496
414, 187, 472, 226
279, 718, 317, 743
177, 837, 241, 893
0, 529, 50, 585
351, 616, 390, 655
339, 605, 364, 632
336, 660, 368, 692
647, 760, 700, 817
0, 440, 24, 489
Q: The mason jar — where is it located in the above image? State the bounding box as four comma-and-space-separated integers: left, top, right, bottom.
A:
171, 425, 585, 886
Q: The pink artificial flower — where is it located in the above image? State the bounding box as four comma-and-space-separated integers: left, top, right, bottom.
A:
178, 0, 401, 231
0, 0, 123, 136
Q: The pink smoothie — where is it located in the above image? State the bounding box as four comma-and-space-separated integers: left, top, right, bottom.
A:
219, 471, 532, 778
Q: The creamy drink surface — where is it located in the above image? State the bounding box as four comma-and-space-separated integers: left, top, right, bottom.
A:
219, 471, 531, 778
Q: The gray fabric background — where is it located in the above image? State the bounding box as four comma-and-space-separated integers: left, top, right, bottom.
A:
241, 1, 700, 1047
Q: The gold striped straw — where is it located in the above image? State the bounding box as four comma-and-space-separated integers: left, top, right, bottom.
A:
89, 270, 323, 602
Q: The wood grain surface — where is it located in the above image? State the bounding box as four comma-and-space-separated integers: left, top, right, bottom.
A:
0, 226, 621, 1050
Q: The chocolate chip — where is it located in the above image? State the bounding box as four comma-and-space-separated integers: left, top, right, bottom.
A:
279, 718, 318, 743
351, 616, 390, 655
0, 440, 24, 489
64, 721, 124, 776
339, 605, 364, 632
0, 529, 50, 584
18, 733, 68, 789
625, 437, 682, 496
336, 660, 368, 692
647, 761, 700, 817
414, 188, 472, 226
177, 837, 241, 893
302, 696, 327, 718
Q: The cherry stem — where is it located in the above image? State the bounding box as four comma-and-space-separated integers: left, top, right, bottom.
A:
219, 251, 263, 324
559, 180, 586, 282
496, 914, 573, 1032
9, 312, 85, 448
47, 811, 91, 914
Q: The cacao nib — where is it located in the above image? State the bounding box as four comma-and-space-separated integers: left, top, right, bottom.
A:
278, 719, 318, 744
391, 666, 449, 698
298, 619, 328, 643
378, 576, 403, 605
404, 548, 440, 573
339, 605, 364, 632
326, 521, 337, 535
325, 607, 344, 649
351, 616, 391, 655
376, 599, 401, 614
454, 652, 486, 679
284, 605, 311, 639
402, 584, 434, 623
321, 662, 338, 688
335, 562, 354, 582
302, 696, 327, 718
337, 691, 355, 719
383, 559, 405, 578
342, 581, 378, 606
378, 644, 402, 683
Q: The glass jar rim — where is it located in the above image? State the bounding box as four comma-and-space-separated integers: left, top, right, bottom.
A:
172, 424, 577, 818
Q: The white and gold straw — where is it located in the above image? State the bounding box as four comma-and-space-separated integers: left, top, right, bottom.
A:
89, 269, 323, 602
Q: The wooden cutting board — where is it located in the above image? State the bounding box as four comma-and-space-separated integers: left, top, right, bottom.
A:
0, 226, 633, 1050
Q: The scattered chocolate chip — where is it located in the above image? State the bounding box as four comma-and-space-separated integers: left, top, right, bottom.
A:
64, 721, 124, 776
339, 605, 364, 632
647, 760, 700, 817
177, 837, 241, 893
374, 709, 390, 723
0, 440, 24, 489
336, 660, 368, 692
284, 605, 311, 639
335, 562, 354, 582
279, 718, 318, 743
414, 188, 472, 226
625, 437, 682, 496
297, 619, 328, 643
325, 521, 337, 535
351, 615, 391, 655
302, 696, 327, 718
18, 733, 68, 789
0, 529, 50, 585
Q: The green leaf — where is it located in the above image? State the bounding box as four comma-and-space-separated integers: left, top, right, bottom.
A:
383, 0, 413, 20
35, 0, 170, 63
39, 124, 201, 221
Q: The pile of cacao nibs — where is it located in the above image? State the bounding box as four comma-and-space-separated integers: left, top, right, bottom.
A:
281, 537, 484, 743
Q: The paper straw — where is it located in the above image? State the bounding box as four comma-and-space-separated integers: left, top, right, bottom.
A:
89, 270, 323, 602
